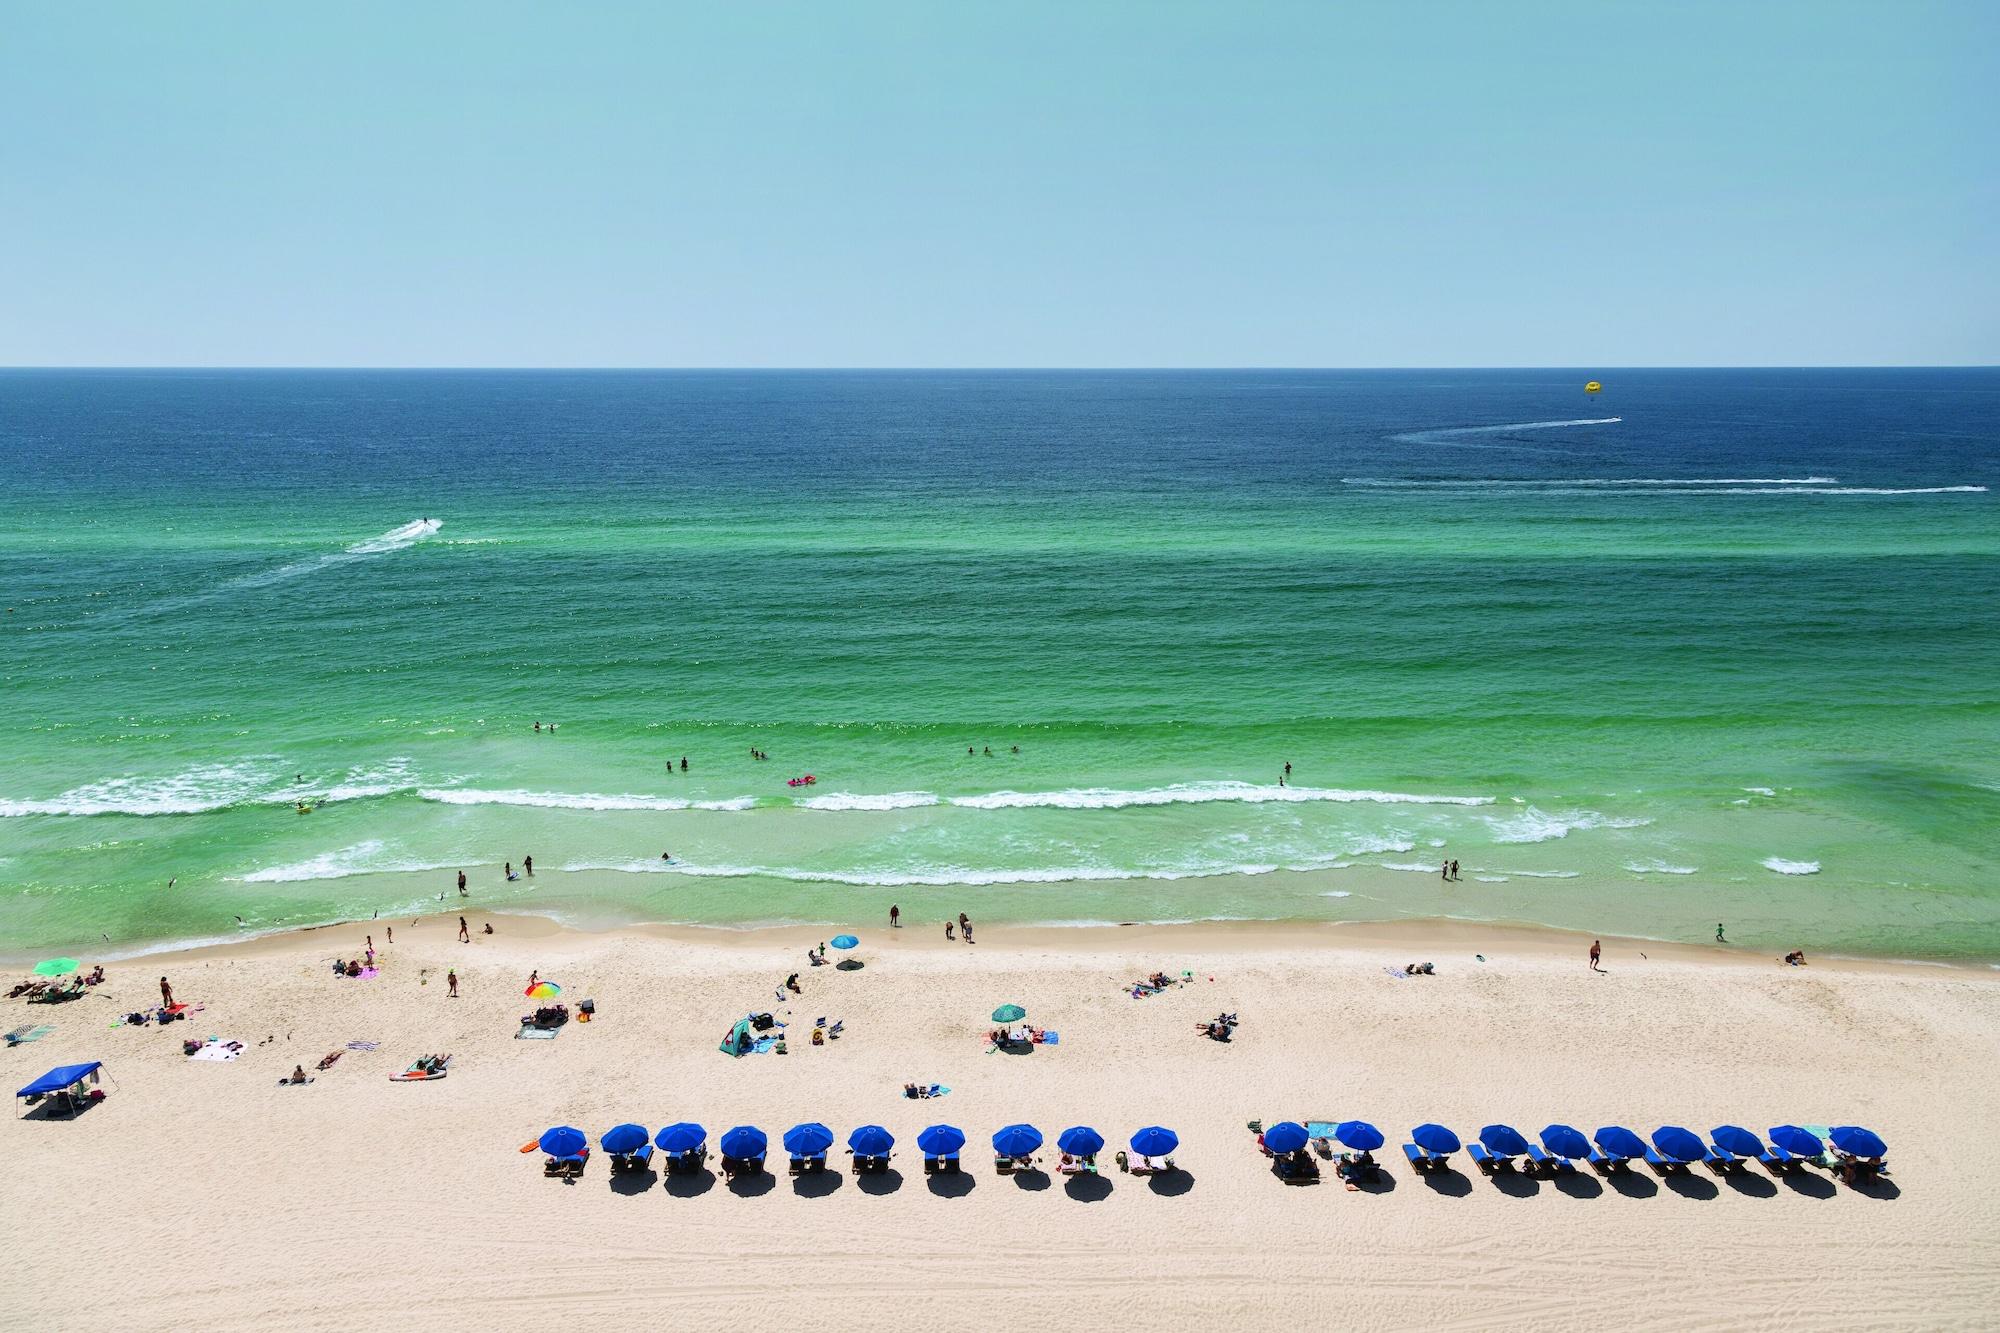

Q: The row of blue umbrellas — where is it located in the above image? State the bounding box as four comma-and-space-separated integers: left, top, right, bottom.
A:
1266, 1121, 1885, 1162
540, 1122, 1180, 1159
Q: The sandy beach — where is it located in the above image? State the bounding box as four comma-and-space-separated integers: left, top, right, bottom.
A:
4, 913, 1997, 1331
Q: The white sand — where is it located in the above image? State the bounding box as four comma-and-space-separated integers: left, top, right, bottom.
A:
4, 915, 1998, 1331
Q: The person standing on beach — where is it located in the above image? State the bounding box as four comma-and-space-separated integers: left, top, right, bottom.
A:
458, 916, 470, 943
160, 976, 174, 1007
680, 756, 688, 772
1450, 859, 1460, 881
1440, 861, 1449, 882
890, 904, 900, 928
457, 869, 467, 896
447, 968, 458, 997
1589, 940, 1603, 972
524, 854, 533, 878
386, 926, 393, 944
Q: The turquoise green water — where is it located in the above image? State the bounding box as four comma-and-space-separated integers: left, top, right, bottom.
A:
4, 369, 1998, 959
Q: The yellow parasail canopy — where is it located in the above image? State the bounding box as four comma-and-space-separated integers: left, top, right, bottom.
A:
1584, 380, 1602, 393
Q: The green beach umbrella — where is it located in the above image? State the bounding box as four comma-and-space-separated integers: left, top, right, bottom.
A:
34, 958, 80, 977
992, 1004, 1026, 1023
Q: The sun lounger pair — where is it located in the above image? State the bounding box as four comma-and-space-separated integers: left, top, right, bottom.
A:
544, 1149, 588, 1179
789, 1152, 827, 1174
851, 1153, 891, 1173
722, 1153, 765, 1178
1115, 1151, 1174, 1175
1468, 1144, 1519, 1172
609, 1144, 655, 1173
1056, 1155, 1097, 1175
923, 1151, 961, 1174
1524, 1145, 1577, 1174
389, 1055, 451, 1081
664, 1146, 706, 1173
1403, 1143, 1451, 1170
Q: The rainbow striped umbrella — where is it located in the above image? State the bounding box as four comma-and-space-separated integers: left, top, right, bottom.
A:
524, 981, 561, 999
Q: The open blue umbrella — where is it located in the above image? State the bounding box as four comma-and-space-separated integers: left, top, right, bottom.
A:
848, 1124, 895, 1157
1057, 1126, 1105, 1156
538, 1126, 586, 1157
655, 1122, 706, 1153
1262, 1121, 1309, 1154
1594, 1126, 1647, 1160
719, 1125, 768, 1159
602, 1123, 650, 1155
783, 1122, 835, 1156
1652, 1126, 1705, 1163
1335, 1120, 1385, 1152
831, 934, 859, 949
1412, 1123, 1461, 1155
917, 1124, 966, 1156
1829, 1126, 1886, 1158
1542, 1124, 1591, 1160
1711, 1125, 1764, 1159
992, 1124, 1043, 1157
1130, 1126, 1179, 1157
1769, 1125, 1824, 1158
1479, 1124, 1531, 1158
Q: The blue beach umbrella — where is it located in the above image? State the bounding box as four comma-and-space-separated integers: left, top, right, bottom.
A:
1261, 1121, 1309, 1154
719, 1125, 768, 1159
1057, 1126, 1105, 1156
1479, 1124, 1532, 1158
783, 1122, 835, 1156
1769, 1125, 1824, 1158
1130, 1126, 1179, 1157
1711, 1125, 1764, 1158
1542, 1124, 1591, 1160
538, 1126, 586, 1157
1829, 1126, 1887, 1158
1335, 1120, 1385, 1152
1652, 1126, 1705, 1163
992, 1124, 1044, 1157
831, 934, 859, 949
1412, 1123, 1461, 1155
1594, 1126, 1647, 1160
917, 1124, 966, 1156
601, 1123, 650, 1155
848, 1124, 895, 1157
655, 1122, 706, 1153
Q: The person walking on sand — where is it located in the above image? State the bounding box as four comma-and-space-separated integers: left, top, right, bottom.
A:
447, 968, 458, 997
160, 976, 174, 1007
1440, 861, 1449, 882
890, 904, 900, 928
458, 916, 470, 943
1589, 939, 1603, 973
1716, 922, 1727, 943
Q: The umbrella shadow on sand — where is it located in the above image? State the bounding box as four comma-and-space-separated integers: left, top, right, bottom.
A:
855, 1167, 903, 1196
792, 1169, 843, 1199
1063, 1173, 1112, 1202
728, 1170, 777, 1198
665, 1167, 716, 1198
1147, 1167, 1195, 1197
927, 1170, 975, 1199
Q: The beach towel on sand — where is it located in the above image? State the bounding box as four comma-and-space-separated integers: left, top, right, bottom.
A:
5, 1025, 54, 1045
190, 1041, 242, 1062
516, 1025, 559, 1040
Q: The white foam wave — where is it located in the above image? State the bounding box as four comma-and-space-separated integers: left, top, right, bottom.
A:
1624, 860, 1698, 875
1345, 835, 1416, 856
1483, 807, 1651, 844
1743, 787, 1777, 796
797, 791, 940, 812
1379, 861, 1442, 874
1473, 875, 1509, 883
949, 781, 1491, 811
236, 840, 461, 884
419, 788, 756, 812
1481, 869, 1581, 879
1762, 857, 1822, 875
0, 759, 423, 818
564, 855, 1354, 888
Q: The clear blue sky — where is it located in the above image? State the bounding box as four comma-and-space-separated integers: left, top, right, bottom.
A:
2, 1, 1993, 366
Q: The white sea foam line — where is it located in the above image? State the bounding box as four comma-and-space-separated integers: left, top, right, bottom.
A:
1477, 869, 1581, 879
948, 782, 1492, 810
1397, 417, 1624, 438
1482, 807, 1652, 845
418, 789, 757, 812
797, 791, 940, 811
234, 841, 463, 884
1762, 857, 1822, 875
1623, 860, 1698, 875
559, 856, 1358, 887
1344, 475, 1836, 487
0, 758, 427, 818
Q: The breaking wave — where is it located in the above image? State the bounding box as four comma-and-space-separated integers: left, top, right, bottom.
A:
1762, 857, 1822, 875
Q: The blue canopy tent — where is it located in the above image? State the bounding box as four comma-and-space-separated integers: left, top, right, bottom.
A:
1769, 1125, 1824, 1158
16, 1061, 107, 1115
655, 1122, 706, 1155
1261, 1121, 1309, 1154
992, 1124, 1044, 1158
719, 1125, 768, 1161
917, 1124, 965, 1157
1829, 1126, 1887, 1159
1057, 1126, 1105, 1156
1335, 1120, 1384, 1152
848, 1124, 895, 1159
